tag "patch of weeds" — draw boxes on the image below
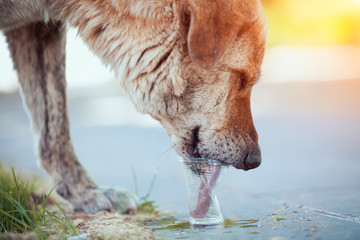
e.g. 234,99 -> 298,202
0,164 -> 78,239
131,166 -> 159,213
137,199 -> 158,213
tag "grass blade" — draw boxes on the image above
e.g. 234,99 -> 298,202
131,165 -> 139,196
41,185 -> 56,209
53,200 -> 78,235
11,168 -> 20,191
40,208 -> 63,222
144,174 -> 157,200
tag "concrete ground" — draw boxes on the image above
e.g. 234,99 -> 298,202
0,79 -> 359,240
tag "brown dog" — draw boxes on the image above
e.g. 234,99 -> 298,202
0,0 -> 267,213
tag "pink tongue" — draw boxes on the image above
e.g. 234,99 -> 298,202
190,165 -> 220,218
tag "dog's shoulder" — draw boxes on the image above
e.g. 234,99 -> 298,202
0,0 -> 47,31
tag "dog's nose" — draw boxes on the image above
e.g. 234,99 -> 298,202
243,150 -> 261,170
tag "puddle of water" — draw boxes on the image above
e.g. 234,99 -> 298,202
144,214 -> 292,239
146,216 -> 260,231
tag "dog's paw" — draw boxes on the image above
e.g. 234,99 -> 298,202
57,186 -> 138,213
68,188 -> 113,213
101,187 -> 139,214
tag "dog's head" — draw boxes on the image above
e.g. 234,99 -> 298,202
121,0 -> 267,170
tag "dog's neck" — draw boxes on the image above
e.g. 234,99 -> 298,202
49,0 -> 177,76
49,0 -> 186,117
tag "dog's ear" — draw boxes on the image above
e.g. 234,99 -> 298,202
182,1 -> 245,69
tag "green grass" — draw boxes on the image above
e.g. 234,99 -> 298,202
131,166 -> 158,213
137,199 -> 158,213
0,164 -> 78,239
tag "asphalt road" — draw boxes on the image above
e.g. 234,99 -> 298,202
1,79 -> 360,239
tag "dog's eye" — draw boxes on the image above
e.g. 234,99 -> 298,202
237,72 -> 248,91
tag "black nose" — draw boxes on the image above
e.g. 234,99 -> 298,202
244,151 -> 261,170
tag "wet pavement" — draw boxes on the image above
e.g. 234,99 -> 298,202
0,79 -> 360,239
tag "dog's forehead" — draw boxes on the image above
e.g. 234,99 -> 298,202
219,7 -> 267,73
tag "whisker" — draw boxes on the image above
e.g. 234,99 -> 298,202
157,143 -> 176,157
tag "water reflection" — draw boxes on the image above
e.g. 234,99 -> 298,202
147,216 -> 260,230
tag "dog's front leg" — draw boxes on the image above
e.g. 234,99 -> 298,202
4,22 -> 137,213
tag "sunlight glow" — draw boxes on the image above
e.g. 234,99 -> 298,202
262,0 -> 360,45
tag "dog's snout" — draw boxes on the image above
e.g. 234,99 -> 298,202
244,152 -> 261,170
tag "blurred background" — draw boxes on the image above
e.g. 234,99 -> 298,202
0,0 -> 360,238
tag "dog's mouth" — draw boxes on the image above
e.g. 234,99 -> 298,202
190,126 -> 201,158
